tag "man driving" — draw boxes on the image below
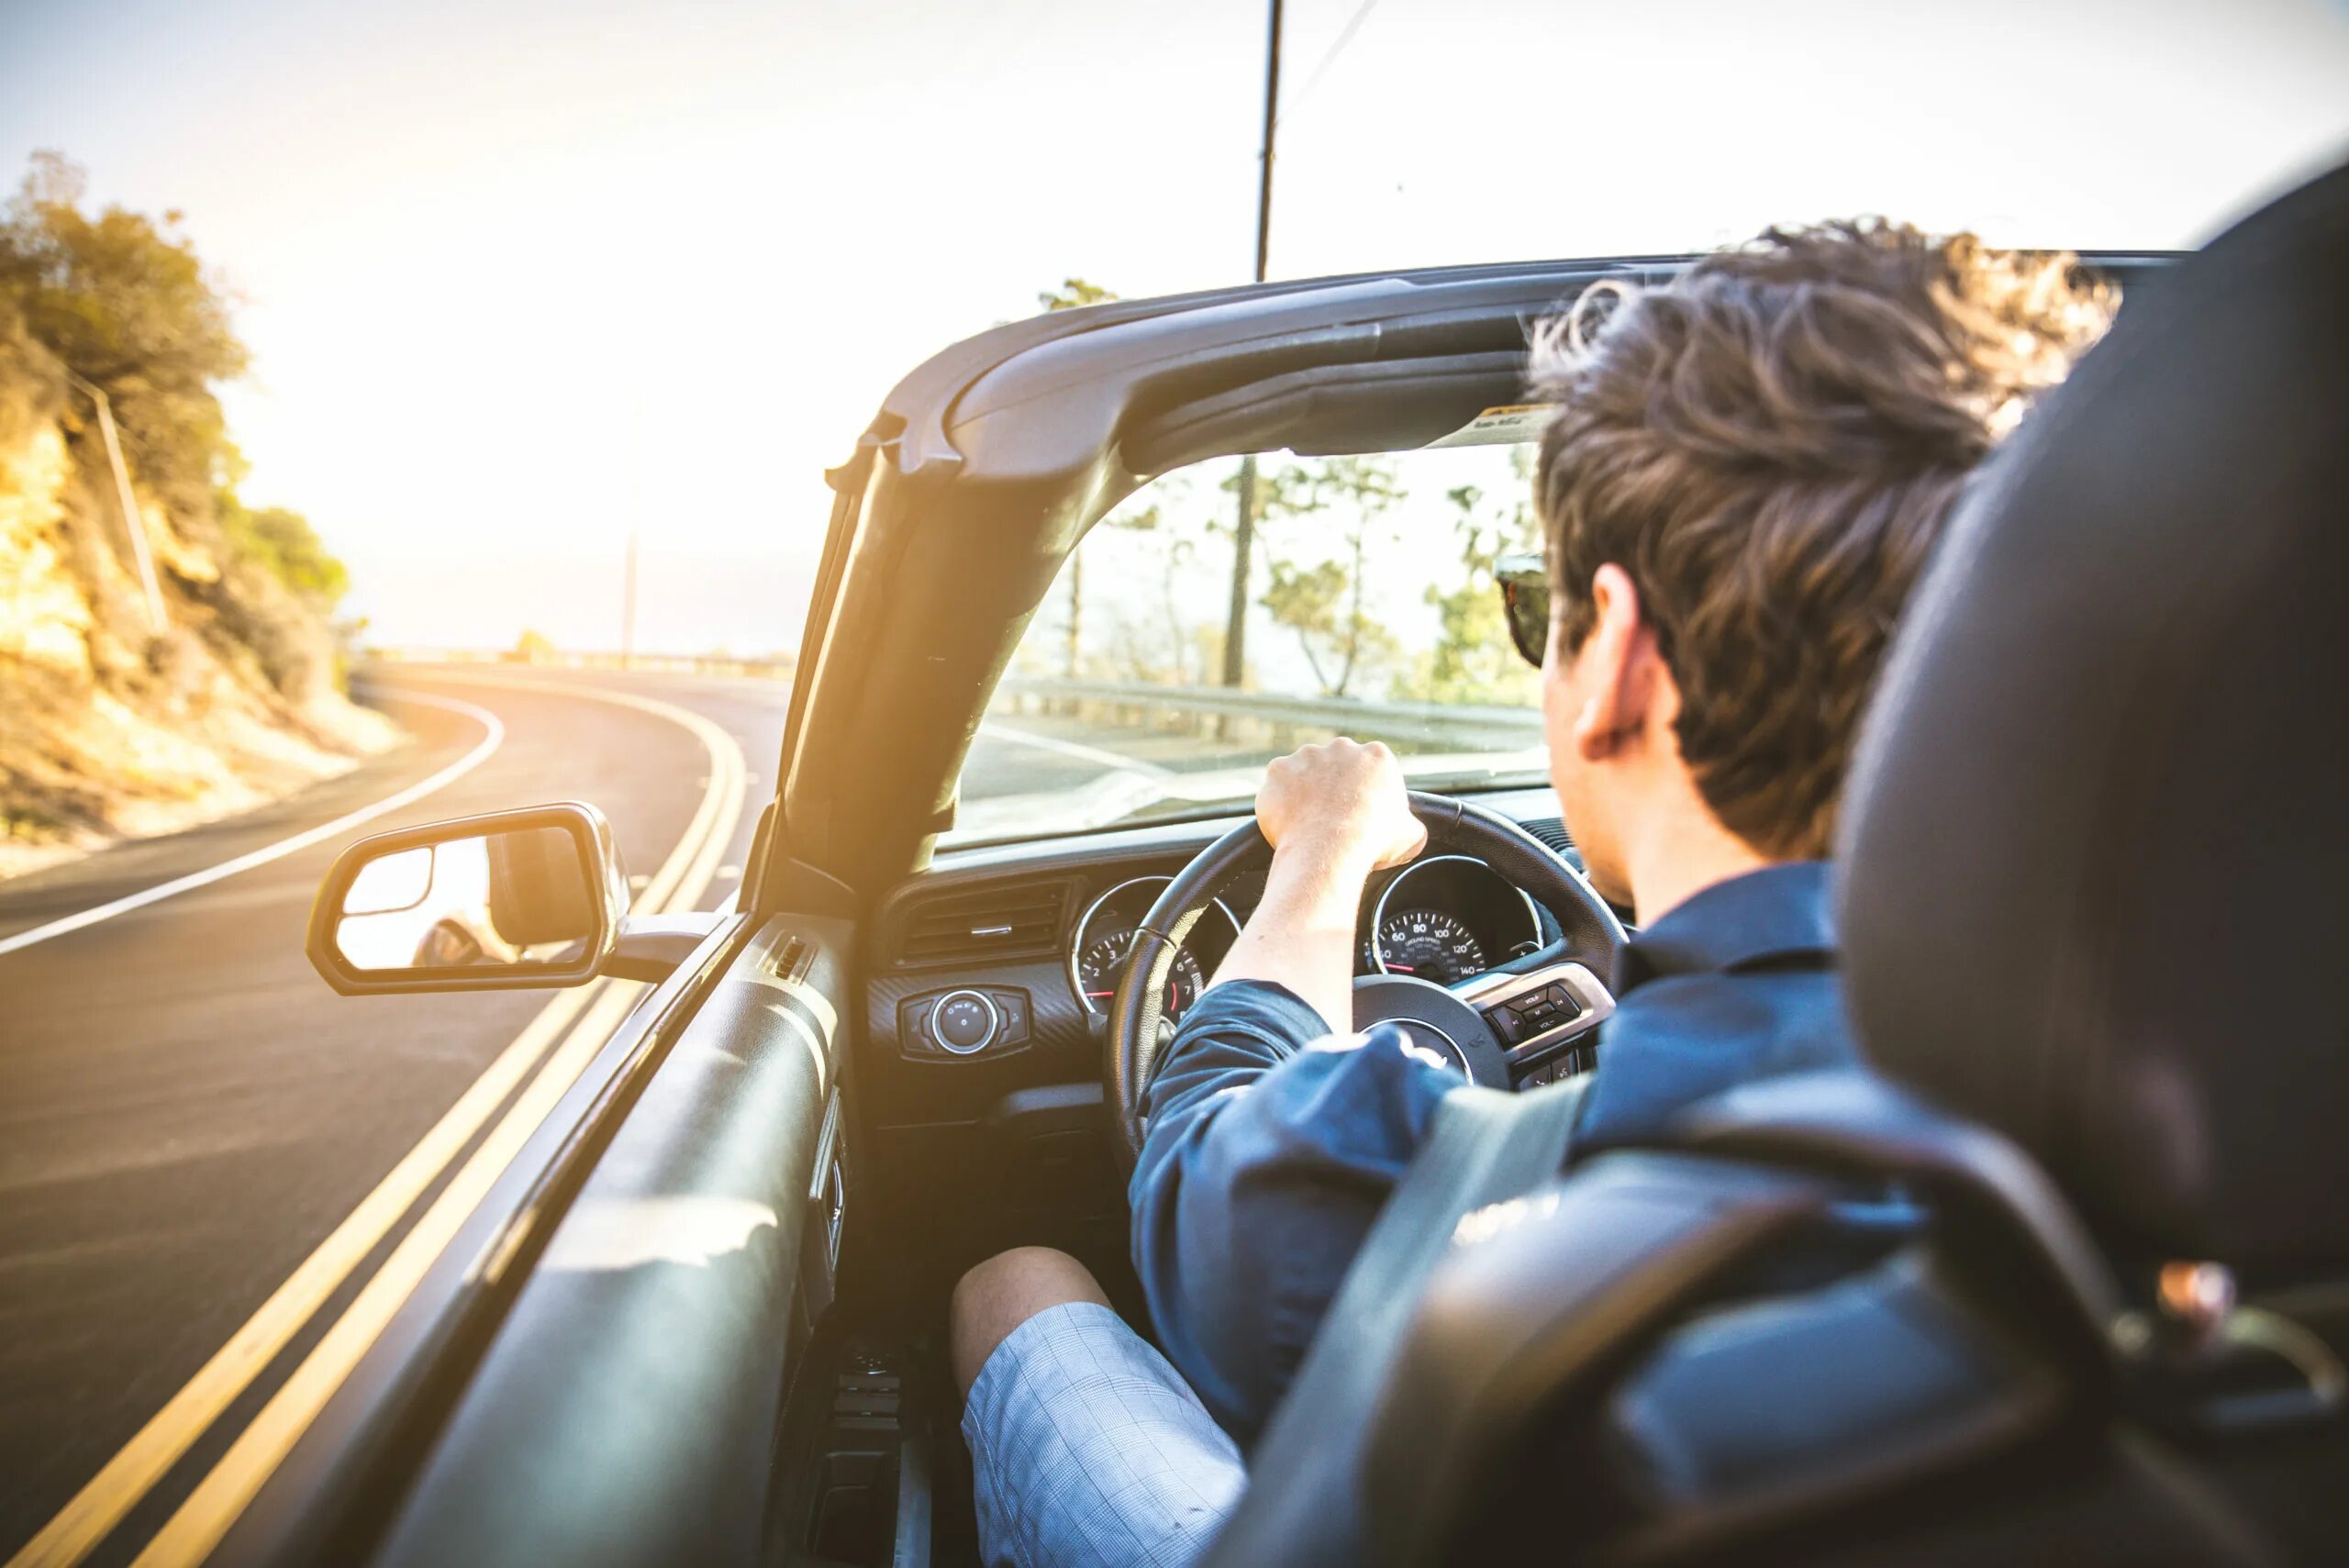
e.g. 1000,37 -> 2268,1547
950,220 -> 2114,1568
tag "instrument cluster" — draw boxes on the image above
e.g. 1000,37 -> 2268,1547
1065,856 -> 1546,1023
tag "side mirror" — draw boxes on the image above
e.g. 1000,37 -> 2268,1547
306,802 -> 629,995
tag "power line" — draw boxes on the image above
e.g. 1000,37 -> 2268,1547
1275,0 -> 1384,128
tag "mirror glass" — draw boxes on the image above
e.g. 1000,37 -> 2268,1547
330,824 -> 602,973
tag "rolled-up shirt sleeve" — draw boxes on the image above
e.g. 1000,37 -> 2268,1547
1128,979 -> 1457,1443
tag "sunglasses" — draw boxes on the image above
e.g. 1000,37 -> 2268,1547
1496,552 -> 1549,668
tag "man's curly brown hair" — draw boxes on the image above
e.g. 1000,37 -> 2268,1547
1531,219 -> 2115,860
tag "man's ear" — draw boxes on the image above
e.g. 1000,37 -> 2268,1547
1570,564 -> 1663,761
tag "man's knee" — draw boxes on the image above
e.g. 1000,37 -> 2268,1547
951,1246 -> 1110,1395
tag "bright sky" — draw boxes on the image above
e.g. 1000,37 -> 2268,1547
5,0 -> 2345,654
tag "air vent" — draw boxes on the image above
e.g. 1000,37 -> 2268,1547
764,931 -> 813,984
896,883 -> 1067,965
1524,817 -> 1575,859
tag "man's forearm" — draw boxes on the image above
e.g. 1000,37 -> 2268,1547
1208,837 -> 1375,1032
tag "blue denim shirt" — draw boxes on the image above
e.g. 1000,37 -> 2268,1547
1128,860 -> 1852,1445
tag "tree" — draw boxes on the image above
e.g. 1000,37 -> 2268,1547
0,151 -> 246,520
1154,506 -> 1201,684
0,151 -> 351,639
1041,279 -> 1113,677
1037,277 -> 1117,313
1250,456 -> 1405,697
217,491 -> 349,607
1037,278 -> 1187,682
1413,447 -> 1544,705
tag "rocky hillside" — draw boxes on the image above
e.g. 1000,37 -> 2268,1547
0,155 -> 395,880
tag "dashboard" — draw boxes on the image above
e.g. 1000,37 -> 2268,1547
860,787 -> 1589,1126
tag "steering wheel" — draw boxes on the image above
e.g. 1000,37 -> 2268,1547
1108,792 -> 1628,1172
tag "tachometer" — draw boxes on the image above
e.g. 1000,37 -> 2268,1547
1375,908 -> 1488,985
1078,929 -> 1208,1020
1069,875 -> 1240,1024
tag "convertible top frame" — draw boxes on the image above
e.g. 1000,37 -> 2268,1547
763,250 -> 2177,902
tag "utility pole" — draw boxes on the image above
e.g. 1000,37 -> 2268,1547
621,394 -> 642,665
621,528 -> 639,666
1219,0 -> 1283,692
67,373 -> 168,635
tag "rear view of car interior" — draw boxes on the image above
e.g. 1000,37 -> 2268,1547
785,161 -> 2349,1568
214,163 -> 2349,1568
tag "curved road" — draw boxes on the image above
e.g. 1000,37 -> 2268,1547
0,660 -> 1177,1566
0,668 -> 790,1567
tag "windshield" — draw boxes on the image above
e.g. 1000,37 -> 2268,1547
949,440 -> 1551,846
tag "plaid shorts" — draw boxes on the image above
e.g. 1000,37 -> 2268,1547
961,1302 -> 1246,1568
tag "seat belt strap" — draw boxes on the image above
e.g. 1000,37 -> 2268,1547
1205,1075 -> 1589,1567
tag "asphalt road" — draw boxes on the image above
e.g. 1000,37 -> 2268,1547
0,668 -> 794,1567
0,662 -> 1285,1566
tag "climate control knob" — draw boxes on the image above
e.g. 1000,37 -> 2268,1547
930,990 -> 1001,1055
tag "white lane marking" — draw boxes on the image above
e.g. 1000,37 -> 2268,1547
0,692 -> 504,962
5,675 -> 747,1568
977,720 -> 1175,778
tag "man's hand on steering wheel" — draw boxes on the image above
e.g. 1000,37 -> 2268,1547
1105,742 -> 1630,1170
1220,741 -> 1430,1029
1221,737 -> 1437,1023
1255,740 -> 1428,873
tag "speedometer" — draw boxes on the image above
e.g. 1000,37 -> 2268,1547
1078,930 -> 1208,1020
1375,909 -> 1488,985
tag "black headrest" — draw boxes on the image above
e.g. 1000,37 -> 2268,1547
1837,159 -> 2349,1280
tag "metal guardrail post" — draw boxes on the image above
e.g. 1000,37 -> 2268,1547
67,373 -> 168,635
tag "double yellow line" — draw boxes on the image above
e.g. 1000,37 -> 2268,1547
9,675 -> 750,1568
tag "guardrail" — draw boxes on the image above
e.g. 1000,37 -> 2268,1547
361,652 -> 1540,751
994,676 -> 1542,750
364,648 -> 798,681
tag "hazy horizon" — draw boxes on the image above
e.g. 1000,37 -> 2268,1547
6,0 -> 2346,655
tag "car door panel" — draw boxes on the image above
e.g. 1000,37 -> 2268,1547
215,914 -> 852,1568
